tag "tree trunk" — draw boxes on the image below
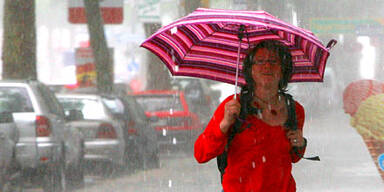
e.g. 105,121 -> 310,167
2,0 -> 36,80
184,0 -> 201,15
143,0 -> 203,90
83,0 -> 113,94
143,23 -> 171,90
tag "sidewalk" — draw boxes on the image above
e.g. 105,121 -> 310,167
293,109 -> 384,191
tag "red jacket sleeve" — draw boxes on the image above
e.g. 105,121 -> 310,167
194,95 -> 235,163
291,101 -> 306,163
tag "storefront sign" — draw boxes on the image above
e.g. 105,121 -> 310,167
69,0 -> 123,24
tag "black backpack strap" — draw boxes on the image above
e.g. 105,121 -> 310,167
284,93 -> 320,161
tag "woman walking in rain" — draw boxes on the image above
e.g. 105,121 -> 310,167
194,40 -> 307,192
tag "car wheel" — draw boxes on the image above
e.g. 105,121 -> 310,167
43,146 -> 66,192
66,142 -> 85,189
148,150 -> 160,169
65,164 -> 84,190
126,144 -> 145,170
100,162 -> 122,178
1,167 -> 23,192
6,174 -> 23,192
43,160 -> 66,192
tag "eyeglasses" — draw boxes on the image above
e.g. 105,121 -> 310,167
253,59 -> 280,66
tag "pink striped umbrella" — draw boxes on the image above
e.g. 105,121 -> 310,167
141,8 -> 336,87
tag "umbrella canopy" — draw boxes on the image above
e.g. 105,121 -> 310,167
141,8 -> 336,85
343,79 -> 384,116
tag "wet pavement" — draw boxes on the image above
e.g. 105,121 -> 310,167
74,150 -> 220,192
25,108 -> 384,192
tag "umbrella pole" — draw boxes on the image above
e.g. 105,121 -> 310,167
234,41 -> 241,99
234,25 -> 245,99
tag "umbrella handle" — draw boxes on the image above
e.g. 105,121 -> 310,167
234,43 -> 241,99
326,39 -> 337,50
234,25 -> 245,99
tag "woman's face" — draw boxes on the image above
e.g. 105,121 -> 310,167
251,48 -> 282,89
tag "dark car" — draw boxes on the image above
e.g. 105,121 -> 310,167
101,95 -> 160,169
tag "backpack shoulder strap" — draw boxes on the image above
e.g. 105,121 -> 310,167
283,93 -> 320,161
284,93 -> 297,131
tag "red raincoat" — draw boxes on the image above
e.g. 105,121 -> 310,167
194,95 -> 306,192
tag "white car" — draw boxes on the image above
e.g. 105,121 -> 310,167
0,80 -> 84,191
0,111 -> 21,191
56,93 -> 126,175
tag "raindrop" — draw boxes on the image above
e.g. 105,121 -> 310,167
258,111 -> 263,119
172,54 -> 176,63
168,180 -> 172,188
262,156 -> 266,163
170,108 -> 174,114
268,104 -> 271,110
163,129 -> 167,136
143,173 -> 147,181
171,49 -> 176,63
174,65 -> 179,72
253,139 -> 257,143
252,161 -> 256,168
239,177 -> 243,183
171,26 -> 178,34
172,137 -> 177,144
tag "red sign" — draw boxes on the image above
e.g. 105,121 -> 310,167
75,48 -> 97,87
68,0 -> 123,24
75,47 -> 114,87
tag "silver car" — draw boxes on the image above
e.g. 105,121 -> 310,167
56,93 -> 126,175
0,80 -> 84,191
0,111 -> 21,191
102,95 -> 160,170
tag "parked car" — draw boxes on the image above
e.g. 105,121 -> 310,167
171,78 -> 221,127
0,111 -> 21,192
131,90 -> 203,151
0,80 -> 84,191
101,95 -> 160,169
56,93 -> 126,175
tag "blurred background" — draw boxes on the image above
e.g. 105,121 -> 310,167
0,0 -> 384,191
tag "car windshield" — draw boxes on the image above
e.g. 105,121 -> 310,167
135,94 -> 184,112
122,96 -> 147,120
0,87 -> 33,113
57,97 -> 107,120
102,97 -> 125,115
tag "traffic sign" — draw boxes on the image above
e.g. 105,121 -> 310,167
136,0 -> 161,23
309,18 -> 384,35
68,0 -> 123,24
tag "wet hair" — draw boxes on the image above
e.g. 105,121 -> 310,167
242,40 -> 293,93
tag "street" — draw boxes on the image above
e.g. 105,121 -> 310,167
25,108 -> 384,192
75,150 -> 221,192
